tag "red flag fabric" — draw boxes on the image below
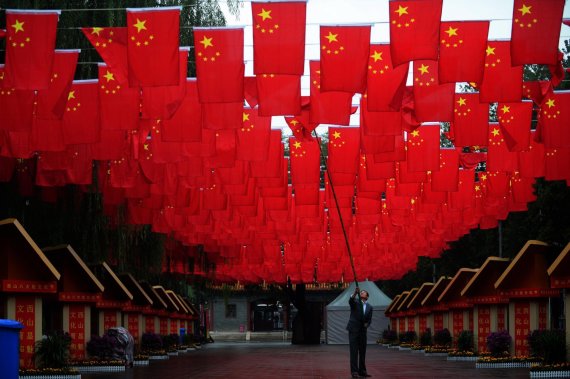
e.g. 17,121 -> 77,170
518,131 -> 545,178
438,21 -> 489,84
81,27 -> 129,83
366,44 -> 409,112
35,50 -> 78,120
91,129 -> 129,160
251,1 -> 306,75
536,91 -> 570,148
0,66 -> 35,132
126,7 -> 180,87
510,0 -> 565,65
450,92 -> 489,147
497,101 -> 532,152
413,60 -> 454,122
4,10 -> 59,90
256,74 -> 301,116
327,127 -> 360,182
389,0 -> 442,67
361,96 -> 403,136
479,41 -> 523,103
62,80 -> 100,145
308,61 -> 353,125
544,147 -> 570,181
236,108 -> 272,162
285,107 -> 316,141
431,148 -> 459,192
194,27 -> 244,103
373,134 -> 406,163
98,63 -> 140,131
289,137 -> 321,185
30,118 -> 65,152
487,123 -> 519,172
319,25 -> 370,93
161,79 -> 202,142
202,102 -> 243,130
406,124 -> 441,172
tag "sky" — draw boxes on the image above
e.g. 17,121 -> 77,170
218,0 -> 570,129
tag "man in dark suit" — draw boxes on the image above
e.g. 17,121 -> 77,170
347,287 -> 373,378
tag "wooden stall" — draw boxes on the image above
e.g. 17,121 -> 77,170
495,240 -> 559,356
401,288 -> 419,334
90,262 -> 133,335
461,257 -> 510,352
392,291 -> 410,337
0,218 -> 61,368
385,294 -> 401,332
407,282 -> 434,337
547,242 -> 570,361
118,273 -> 153,345
43,245 -> 104,359
420,276 -> 452,333
139,281 -> 168,334
438,268 -> 478,344
152,285 -> 180,335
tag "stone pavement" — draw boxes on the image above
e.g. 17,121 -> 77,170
83,342 -> 530,379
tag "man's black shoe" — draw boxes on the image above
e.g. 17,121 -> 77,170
351,373 -> 360,378
359,373 -> 371,377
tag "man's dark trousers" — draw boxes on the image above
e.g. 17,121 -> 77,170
349,328 -> 367,374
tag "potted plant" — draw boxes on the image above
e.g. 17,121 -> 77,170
398,331 -> 417,348
528,329 -> 568,377
486,330 -> 511,358
141,333 -> 167,359
425,329 -> 451,355
20,331 -> 79,378
447,331 -> 476,361
378,329 -> 398,346
419,328 -> 432,348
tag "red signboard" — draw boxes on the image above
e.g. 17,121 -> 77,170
103,310 -> 117,332
15,296 -> 35,368
59,292 -> 101,302
477,305 -> 491,353
501,288 -> 559,298
434,313 -> 443,332
514,302 -> 530,356
160,317 -> 168,335
497,305 -> 506,331
538,301 -> 547,330
128,314 -> 139,341
551,277 -> 570,288
3,279 -> 57,293
69,304 -> 85,359
145,315 -> 155,333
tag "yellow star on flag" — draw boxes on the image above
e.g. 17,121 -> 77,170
293,141 -> 302,149
410,130 -> 420,138
491,128 -> 500,137
486,46 -> 496,56
457,97 -> 467,106
325,32 -> 338,43
370,51 -> 383,62
333,131 -> 341,139
258,8 -> 272,21
91,27 -> 103,36
418,64 -> 429,75
200,36 -> 213,49
501,105 -> 510,114
545,98 -> 555,108
68,91 -> 76,100
445,26 -> 458,37
133,18 -> 147,33
103,71 -> 115,82
242,112 -> 250,122
11,19 -> 25,33
395,5 -> 409,17
518,4 -> 532,16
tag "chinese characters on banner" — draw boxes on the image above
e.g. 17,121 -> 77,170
390,318 -> 397,331
69,304 -> 85,359
15,296 -> 35,368
514,302 -> 530,356
103,310 -> 117,332
170,319 -> 179,335
477,305 -> 491,353
434,313 -> 444,331
538,302 -> 547,330
407,316 -> 414,332
452,311 -> 464,345
419,315 -> 427,333
399,318 -> 406,334
145,315 -> 155,333
497,306 -> 506,330
159,317 -> 168,335
128,314 -> 139,342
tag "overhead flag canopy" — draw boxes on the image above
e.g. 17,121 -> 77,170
0,1 -> 569,284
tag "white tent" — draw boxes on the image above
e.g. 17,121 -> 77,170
326,280 -> 392,344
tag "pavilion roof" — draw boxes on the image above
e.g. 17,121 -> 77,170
90,262 -> 133,301
153,285 -> 180,312
118,273 -> 153,307
43,244 -> 104,293
407,282 -> 435,310
421,276 -> 452,307
400,287 -> 419,311
385,294 -> 401,314
461,257 -> 510,297
547,242 -> 570,288
438,268 -> 478,303
139,281 -> 168,310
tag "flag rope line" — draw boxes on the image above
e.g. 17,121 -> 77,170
312,129 -> 359,287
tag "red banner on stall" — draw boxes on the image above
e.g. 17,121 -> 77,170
514,302 -> 530,356
477,305 -> 490,353
419,315 -> 427,333
407,316 -> 414,332
16,296 -> 35,368
539,302 -> 547,330
160,317 -> 168,335
497,305 -> 506,331
145,315 -> 155,333
434,313 -> 443,331
103,310 -> 117,332
128,314 -> 140,341
69,304 -> 85,359
452,311 -> 464,345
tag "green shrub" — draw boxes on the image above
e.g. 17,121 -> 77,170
419,328 -> 432,346
433,328 -> 452,347
528,329 -> 567,364
33,331 -> 71,369
399,331 -> 417,344
456,330 -> 474,352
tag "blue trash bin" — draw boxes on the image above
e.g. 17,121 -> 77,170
179,328 -> 186,345
0,319 -> 24,379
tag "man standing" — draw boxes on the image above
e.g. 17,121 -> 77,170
347,287 -> 373,378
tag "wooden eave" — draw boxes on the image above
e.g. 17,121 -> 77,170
140,281 -> 168,309
408,282 -> 434,310
153,285 -> 179,312
0,218 -> 60,282
547,242 -> 570,277
92,262 -> 133,301
43,245 -> 104,293
181,297 -> 198,316
495,240 -> 553,290
166,290 -> 188,314
394,291 -> 411,312
118,273 -> 153,306
401,288 -> 419,311
421,276 -> 452,307
461,257 -> 510,297
438,268 -> 478,303
385,294 -> 401,314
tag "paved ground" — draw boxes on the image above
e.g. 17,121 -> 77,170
83,342 -> 530,379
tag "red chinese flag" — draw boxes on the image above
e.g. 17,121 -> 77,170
510,0 -> 565,65
98,64 -> 140,131
30,118 -> 65,152
479,41 -> 523,103
451,92 -> 489,147
194,27 -> 244,103
487,123 -> 519,172
35,50 -> 78,120
389,0 -> 442,67
285,107 -> 317,141
438,21 -> 489,84
202,102 -> 243,130
327,127 -> 360,177
366,44 -> 409,112
360,127 -> 396,155
413,60 -> 454,122
82,27 -> 129,84
536,91 -> 570,149
127,7 -> 180,87
309,61 -> 353,125
251,1 -> 306,75
4,10 -> 59,90
431,148 -> 459,192
320,25 -> 370,93
545,147 -> 570,181
237,108 -> 272,162
497,101 -> 532,152
256,74 -> 301,116
161,79 -> 202,142
373,134 -> 406,163
360,97 -> 403,136
91,129 -> 129,161
62,80 -> 100,145
518,131 -> 545,178
0,66 -> 35,132
289,137 -> 321,185
406,124 -> 441,172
